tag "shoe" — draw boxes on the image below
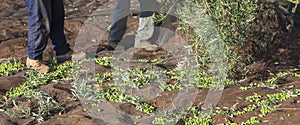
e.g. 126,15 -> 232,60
134,41 -> 159,51
26,58 -> 50,73
108,42 -> 119,49
108,41 -> 127,51
56,50 -> 86,63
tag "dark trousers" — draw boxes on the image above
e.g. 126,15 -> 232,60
25,0 -> 70,60
293,4 -> 300,27
108,0 -> 157,42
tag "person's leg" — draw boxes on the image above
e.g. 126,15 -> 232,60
293,4 -> 300,27
25,0 -> 51,60
50,0 -> 71,55
25,0 -> 51,73
108,0 -> 130,42
139,0 -> 156,18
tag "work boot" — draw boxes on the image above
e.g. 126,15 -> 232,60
26,58 -> 50,73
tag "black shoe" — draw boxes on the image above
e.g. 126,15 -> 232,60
56,50 -> 86,63
108,42 -> 119,50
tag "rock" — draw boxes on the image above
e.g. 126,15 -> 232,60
0,112 -> 34,125
0,118 -> 13,125
244,62 -> 266,75
0,75 -> 26,93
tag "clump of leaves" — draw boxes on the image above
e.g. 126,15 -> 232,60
95,57 -> 112,67
182,106 -> 212,125
241,117 -> 260,125
111,68 -> 157,89
240,71 -> 293,90
217,89 -> 300,124
153,112 -> 182,125
71,76 -> 155,114
153,106 -> 212,125
3,91 -> 62,124
6,61 -> 76,98
0,58 -> 24,76
175,0 -> 295,78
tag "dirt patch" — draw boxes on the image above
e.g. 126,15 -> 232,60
0,75 -> 26,96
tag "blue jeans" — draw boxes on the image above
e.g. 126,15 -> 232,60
25,0 -> 70,60
108,0 -> 157,42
